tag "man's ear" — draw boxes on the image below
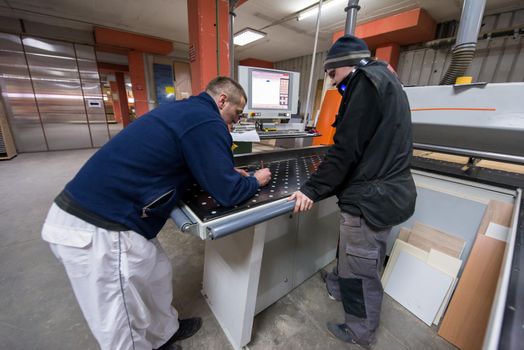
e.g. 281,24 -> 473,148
217,93 -> 227,109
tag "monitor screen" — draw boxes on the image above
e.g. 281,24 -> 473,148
251,70 -> 290,110
238,66 -> 300,119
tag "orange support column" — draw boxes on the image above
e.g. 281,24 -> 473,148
376,43 -> 400,71
128,51 -> 149,118
115,72 -> 130,127
187,0 -> 230,94
109,81 -> 123,124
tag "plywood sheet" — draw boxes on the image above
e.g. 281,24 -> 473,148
434,278 -> 458,326
477,160 -> 524,174
412,150 -> 469,164
408,222 -> 465,258
411,151 -> 524,174
427,249 -> 462,325
485,222 -> 509,242
382,239 -> 428,287
427,249 -> 462,277
398,227 -> 411,242
476,200 -> 513,237
438,234 -> 506,350
385,251 -> 453,326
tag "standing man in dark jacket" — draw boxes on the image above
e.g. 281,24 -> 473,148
290,35 -> 416,347
41,77 -> 271,350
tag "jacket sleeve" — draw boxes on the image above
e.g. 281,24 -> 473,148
301,74 -> 382,201
180,121 -> 259,207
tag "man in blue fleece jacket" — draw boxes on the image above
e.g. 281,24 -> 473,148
41,77 -> 271,350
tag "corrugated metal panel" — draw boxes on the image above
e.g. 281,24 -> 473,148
0,94 -> 17,159
274,51 -> 327,115
76,44 -> 110,147
23,37 -> 93,150
397,9 -> 524,86
0,32 -> 111,152
0,33 -> 48,152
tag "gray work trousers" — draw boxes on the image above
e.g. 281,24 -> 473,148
326,212 -> 390,344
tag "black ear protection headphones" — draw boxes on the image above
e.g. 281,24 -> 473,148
336,58 -> 373,95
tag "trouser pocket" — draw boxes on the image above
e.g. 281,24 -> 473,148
339,246 -> 379,318
344,246 -> 379,279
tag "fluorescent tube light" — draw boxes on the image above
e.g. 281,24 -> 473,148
233,28 -> 266,46
298,0 -> 346,21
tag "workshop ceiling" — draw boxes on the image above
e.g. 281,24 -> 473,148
0,0 -> 521,62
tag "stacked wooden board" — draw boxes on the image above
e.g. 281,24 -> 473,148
382,200 -> 513,349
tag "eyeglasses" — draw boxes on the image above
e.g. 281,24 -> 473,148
327,69 -> 336,79
234,109 -> 245,123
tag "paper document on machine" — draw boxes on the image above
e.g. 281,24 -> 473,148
231,129 -> 261,142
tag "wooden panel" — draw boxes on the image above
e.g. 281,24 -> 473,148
408,222 -> 465,258
427,249 -> 462,277
398,227 -> 411,242
476,200 -> 513,238
412,151 -> 524,174
427,249 -> 463,325
385,251 -> 453,326
438,234 -> 506,350
382,239 -> 428,287
477,160 -> 524,174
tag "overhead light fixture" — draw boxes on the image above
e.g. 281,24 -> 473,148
233,28 -> 266,46
297,0 -> 346,21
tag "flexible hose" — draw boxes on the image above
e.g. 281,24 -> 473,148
439,42 -> 476,85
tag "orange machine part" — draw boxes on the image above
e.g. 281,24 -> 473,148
312,89 -> 342,146
332,8 -> 436,50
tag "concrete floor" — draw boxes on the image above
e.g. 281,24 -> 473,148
0,148 -> 457,350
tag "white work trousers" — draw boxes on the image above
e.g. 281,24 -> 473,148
42,204 -> 179,350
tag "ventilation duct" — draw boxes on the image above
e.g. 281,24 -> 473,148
439,0 -> 486,85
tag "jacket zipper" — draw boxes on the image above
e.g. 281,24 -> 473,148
141,189 -> 175,218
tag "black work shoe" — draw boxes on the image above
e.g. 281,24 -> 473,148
326,321 -> 374,349
155,318 -> 202,350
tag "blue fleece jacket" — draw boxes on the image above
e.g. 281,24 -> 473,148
64,92 -> 259,239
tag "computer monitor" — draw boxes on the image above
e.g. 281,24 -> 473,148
238,66 -> 300,119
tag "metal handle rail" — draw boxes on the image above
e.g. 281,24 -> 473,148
207,200 -> 296,239
170,206 -> 195,232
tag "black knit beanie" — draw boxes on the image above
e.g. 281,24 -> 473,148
324,34 -> 371,70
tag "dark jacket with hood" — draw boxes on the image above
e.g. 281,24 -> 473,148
301,61 -> 416,228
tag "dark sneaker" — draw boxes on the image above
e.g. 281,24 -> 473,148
326,321 -> 374,349
327,290 -> 337,301
320,269 -> 328,283
155,318 -> 202,350
320,269 -> 340,301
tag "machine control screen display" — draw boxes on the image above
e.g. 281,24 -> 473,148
251,70 -> 289,110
